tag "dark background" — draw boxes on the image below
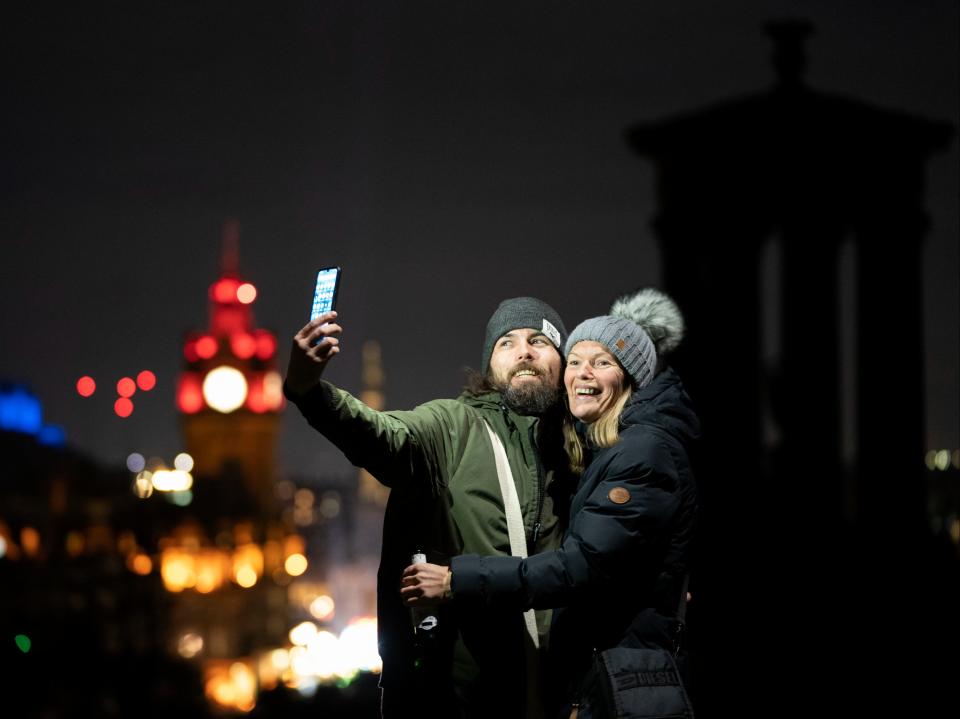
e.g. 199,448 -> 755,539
1,1 -> 957,716
1,0 -> 955,478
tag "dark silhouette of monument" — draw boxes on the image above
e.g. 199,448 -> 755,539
626,20 -> 956,716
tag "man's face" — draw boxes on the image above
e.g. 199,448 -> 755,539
488,328 -> 563,415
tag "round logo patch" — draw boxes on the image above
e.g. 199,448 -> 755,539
608,487 -> 630,504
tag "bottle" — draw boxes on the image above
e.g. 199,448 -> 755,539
410,551 -> 439,659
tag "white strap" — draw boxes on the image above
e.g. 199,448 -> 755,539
483,420 -> 540,649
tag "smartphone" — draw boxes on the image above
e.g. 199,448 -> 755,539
310,266 -> 341,322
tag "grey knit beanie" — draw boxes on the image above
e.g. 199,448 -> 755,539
481,297 -> 568,371
564,288 -> 685,389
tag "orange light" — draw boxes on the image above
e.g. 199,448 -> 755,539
263,371 -> 283,410
117,377 -> 137,398
231,332 -> 256,360
137,370 -> 156,391
177,373 -> 204,414
114,397 -> 134,418
254,331 -> 276,360
195,335 -> 218,359
284,553 -> 308,577
76,376 -> 96,397
128,553 -> 153,575
20,527 -> 41,557
237,283 -> 257,304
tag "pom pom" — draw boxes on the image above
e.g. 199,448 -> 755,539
610,288 -> 685,355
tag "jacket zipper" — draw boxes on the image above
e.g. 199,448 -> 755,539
528,424 -> 545,549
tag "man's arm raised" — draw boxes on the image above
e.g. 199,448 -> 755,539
285,311 -> 342,397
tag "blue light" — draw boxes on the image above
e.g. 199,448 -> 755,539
0,384 -> 65,446
37,424 -> 66,447
0,385 -> 42,435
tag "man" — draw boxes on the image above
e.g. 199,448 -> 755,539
284,297 -> 574,718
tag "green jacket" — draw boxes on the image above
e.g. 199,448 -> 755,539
286,379 -> 572,713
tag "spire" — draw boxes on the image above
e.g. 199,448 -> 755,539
221,219 -> 241,276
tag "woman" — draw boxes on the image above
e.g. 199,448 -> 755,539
401,288 -> 699,717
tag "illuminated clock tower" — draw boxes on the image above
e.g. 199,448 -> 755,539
176,221 -> 283,510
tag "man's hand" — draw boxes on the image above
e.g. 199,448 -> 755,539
285,312 -> 343,396
400,563 -> 452,607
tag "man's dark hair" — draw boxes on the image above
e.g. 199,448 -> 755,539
461,367 -> 497,397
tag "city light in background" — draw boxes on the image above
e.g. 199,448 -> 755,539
0,247 -> 383,715
74,368 -> 159,418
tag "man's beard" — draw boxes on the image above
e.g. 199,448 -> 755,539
493,364 -> 562,416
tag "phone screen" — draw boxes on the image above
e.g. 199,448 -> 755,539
310,267 -> 341,321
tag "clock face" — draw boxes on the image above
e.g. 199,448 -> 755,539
202,366 -> 248,413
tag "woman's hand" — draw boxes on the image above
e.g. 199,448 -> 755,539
285,312 -> 342,396
400,563 -> 452,607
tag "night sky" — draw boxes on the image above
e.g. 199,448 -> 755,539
2,0 -> 957,480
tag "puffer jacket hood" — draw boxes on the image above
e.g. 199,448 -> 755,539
620,366 -> 700,451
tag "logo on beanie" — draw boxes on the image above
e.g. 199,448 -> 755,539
616,338 -> 626,350
541,319 -> 561,348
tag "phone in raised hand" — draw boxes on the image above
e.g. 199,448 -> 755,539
310,266 -> 341,322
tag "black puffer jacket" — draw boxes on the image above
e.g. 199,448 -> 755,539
451,367 -> 699,705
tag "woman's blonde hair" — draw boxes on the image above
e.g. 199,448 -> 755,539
563,380 -> 633,475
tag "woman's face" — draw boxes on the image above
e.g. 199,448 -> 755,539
564,340 -> 626,423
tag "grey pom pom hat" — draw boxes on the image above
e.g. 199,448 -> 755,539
481,297 -> 567,371
564,288 -> 685,389
565,315 -> 657,389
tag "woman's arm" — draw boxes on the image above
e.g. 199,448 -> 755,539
401,462 -> 681,610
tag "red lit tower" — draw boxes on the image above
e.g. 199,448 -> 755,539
176,221 -> 283,509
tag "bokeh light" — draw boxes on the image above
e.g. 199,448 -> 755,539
117,377 -> 136,398
202,366 -> 247,413
133,471 -> 154,498
183,338 -> 200,363
37,425 -> 65,447
114,397 -> 134,418
167,490 -> 193,506
126,453 -> 145,472
76,376 -> 96,397
152,470 -> 193,492
21,527 -> 40,557
230,332 -> 256,359
177,373 -> 204,414
178,633 -> 204,659
935,449 -> 950,471
340,618 -> 382,673
319,492 -> 341,519
264,371 -> 283,409
285,553 -> 308,577
237,283 -> 257,304
136,370 -> 156,391
128,553 -> 153,575
309,594 -> 335,621
235,566 -> 258,588
195,335 -> 218,360
254,331 -> 277,360
290,621 -> 319,647
211,278 -> 241,303
15,635 -> 32,654
174,452 -> 194,472
247,377 -> 268,413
